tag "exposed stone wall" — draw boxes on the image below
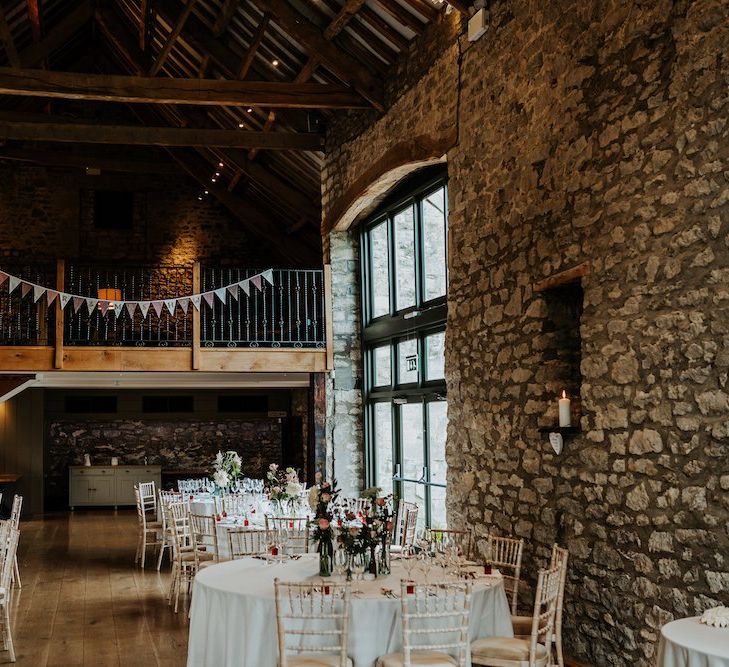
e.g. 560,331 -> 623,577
46,418 -> 283,508
324,1 -> 729,664
0,162 -> 262,265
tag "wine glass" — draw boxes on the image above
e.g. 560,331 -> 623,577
402,545 -> 418,582
333,548 -> 348,579
350,552 -> 366,593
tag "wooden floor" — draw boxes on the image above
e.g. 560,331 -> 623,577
6,510 -> 188,666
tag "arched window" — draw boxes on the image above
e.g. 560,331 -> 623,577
360,168 -> 448,528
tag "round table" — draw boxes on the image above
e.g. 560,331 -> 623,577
657,618 -> 729,667
187,554 -> 513,667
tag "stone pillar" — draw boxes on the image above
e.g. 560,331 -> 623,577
326,230 -> 363,496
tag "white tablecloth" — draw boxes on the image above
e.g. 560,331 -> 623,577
187,555 -> 513,667
658,618 -> 729,667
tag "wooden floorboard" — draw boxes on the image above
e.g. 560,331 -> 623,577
6,510 -> 187,667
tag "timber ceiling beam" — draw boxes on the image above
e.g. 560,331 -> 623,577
213,0 -> 239,37
26,0 -> 42,43
0,118 -> 323,149
149,0 -> 197,76
247,0 -> 384,110
0,8 -> 20,67
323,0 -> 367,40
0,67 -> 371,109
237,12 -> 269,79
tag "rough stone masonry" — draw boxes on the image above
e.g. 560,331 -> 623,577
323,0 -> 729,664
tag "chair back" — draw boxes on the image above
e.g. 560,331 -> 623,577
430,528 -> 473,560
274,579 -> 351,667
189,513 -> 219,562
165,502 -> 191,558
221,493 -> 247,516
393,500 -> 418,548
266,516 -> 310,554
0,524 -> 19,591
9,495 -> 22,528
227,528 -> 268,559
527,566 -> 561,661
399,580 -> 472,666
551,544 -> 569,650
138,481 -> 157,518
485,535 -> 523,614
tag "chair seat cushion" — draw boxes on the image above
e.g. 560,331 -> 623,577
286,655 -> 352,667
145,521 -> 163,528
511,614 -> 532,636
376,651 -> 458,667
471,637 -> 548,665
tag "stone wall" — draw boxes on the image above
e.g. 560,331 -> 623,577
324,1 -> 729,664
0,162 -> 261,265
46,418 -> 283,508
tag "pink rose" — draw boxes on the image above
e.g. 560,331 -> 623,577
318,518 -> 330,530
321,493 -> 331,502
376,498 -> 385,507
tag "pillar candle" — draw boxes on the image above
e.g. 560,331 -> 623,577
558,390 -> 571,427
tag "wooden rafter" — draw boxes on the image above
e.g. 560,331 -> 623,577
0,7 -> 20,67
402,0 -> 440,22
443,0 -> 473,15
0,67 -> 371,109
149,0 -> 197,76
0,118 -> 323,149
26,0 -> 42,43
323,0 -> 367,40
237,12 -> 269,79
374,0 -> 425,32
248,0 -> 383,110
213,0 -> 239,37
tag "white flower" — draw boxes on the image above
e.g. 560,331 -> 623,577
701,607 -> 729,628
269,463 -> 279,471
232,453 -> 242,467
215,451 -> 224,465
213,470 -> 230,488
286,481 -> 302,498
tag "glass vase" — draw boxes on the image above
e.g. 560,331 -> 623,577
378,538 -> 391,576
319,539 -> 333,577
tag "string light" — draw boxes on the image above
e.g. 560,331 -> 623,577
214,172 -> 220,177
247,107 -> 253,113
238,122 -> 245,128
272,59 -> 279,67
218,162 -> 224,168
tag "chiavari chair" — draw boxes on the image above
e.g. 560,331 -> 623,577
484,535 -> 523,615
134,486 -> 163,569
274,579 -> 352,667
189,513 -> 219,567
166,501 -> 197,613
391,500 -> 418,552
138,481 -> 158,518
0,523 -> 19,662
221,493 -> 247,516
471,566 -> 561,667
376,580 -> 472,667
265,516 -> 310,554
227,528 -> 268,560
156,489 -> 183,570
511,545 -> 569,666
8,496 -> 21,588
430,528 -> 474,561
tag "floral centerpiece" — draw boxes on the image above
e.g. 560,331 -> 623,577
265,463 -> 303,514
310,476 -> 338,576
212,450 -> 242,492
360,487 -> 394,576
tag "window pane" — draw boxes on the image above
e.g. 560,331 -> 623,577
374,403 -> 393,496
427,401 -> 447,485
397,338 -> 418,385
430,485 -> 447,529
401,402 -> 426,530
422,187 -> 447,301
425,331 -> 445,381
403,483 -> 427,532
394,206 -> 416,310
369,222 -> 390,318
373,345 -> 391,387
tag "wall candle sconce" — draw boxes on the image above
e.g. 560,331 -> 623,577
558,390 -> 571,427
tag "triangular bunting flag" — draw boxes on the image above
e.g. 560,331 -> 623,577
226,284 -> 240,300
139,302 -> 150,319
33,284 -> 46,302
98,301 -> 110,316
126,302 -> 137,318
238,279 -> 250,296
178,298 -> 190,314
21,282 -> 32,298
250,275 -> 262,291
190,294 -> 202,311
214,287 -> 227,304
85,297 -> 98,313
8,276 -> 20,294
262,269 -> 274,285
0,272 -> 8,287
60,293 -> 72,310
202,292 -> 215,308
164,299 -> 177,315
151,301 -> 164,318
46,290 -> 59,306
73,296 -> 84,313
115,303 -> 126,318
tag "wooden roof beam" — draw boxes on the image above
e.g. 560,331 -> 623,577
324,0 -> 367,40
149,0 -> 197,76
0,118 -> 323,150
26,0 -> 42,43
237,12 -> 269,79
248,0 -> 383,111
0,67 -> 371,109
213,0 -> 239,37
374,0 -> 425,32
0,8 -> 20,67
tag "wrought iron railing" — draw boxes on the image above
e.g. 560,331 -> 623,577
0,262 -> 56,345
64,264 -> 194,347
201,268 -> 325,348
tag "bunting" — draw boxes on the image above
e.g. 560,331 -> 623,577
0,268 -> 277,321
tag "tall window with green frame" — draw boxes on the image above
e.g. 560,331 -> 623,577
360,172 -> 448,528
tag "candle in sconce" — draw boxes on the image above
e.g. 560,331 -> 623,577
558,390 -> 571,427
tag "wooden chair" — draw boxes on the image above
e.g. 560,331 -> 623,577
511,545 -> 569,666
227,528 -> 268,559
8,496 -> 21,588
138,481 -> 158,519
484,535 -> 523,614
134,486 -> 163,569
265,516 -> 310,554
166,502 -> 197,613
156,489 -> 183,570
430,528 -> 473,560
376,581 -> 472,667
221,493 -> 247,516
391,500 -> 418,552
0,523 -> 19,662
274,579 -> 352,667
471,566 -> 561,667
189,513 -> 219,567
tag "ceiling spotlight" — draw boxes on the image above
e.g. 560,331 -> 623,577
214,172 -> 220,177
272,59 -> 279,67
247,107 -> 253,113
211,177 -> 217,183
204,190 -> 209,195
238,122 -> 245,128
218,162 -> 224,168
198,195 -> 203,201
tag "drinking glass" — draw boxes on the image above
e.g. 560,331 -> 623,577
333,548 -> 348,578
351,552 -> 366,593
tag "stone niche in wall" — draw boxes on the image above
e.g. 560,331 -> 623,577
45,418 -> 283,509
